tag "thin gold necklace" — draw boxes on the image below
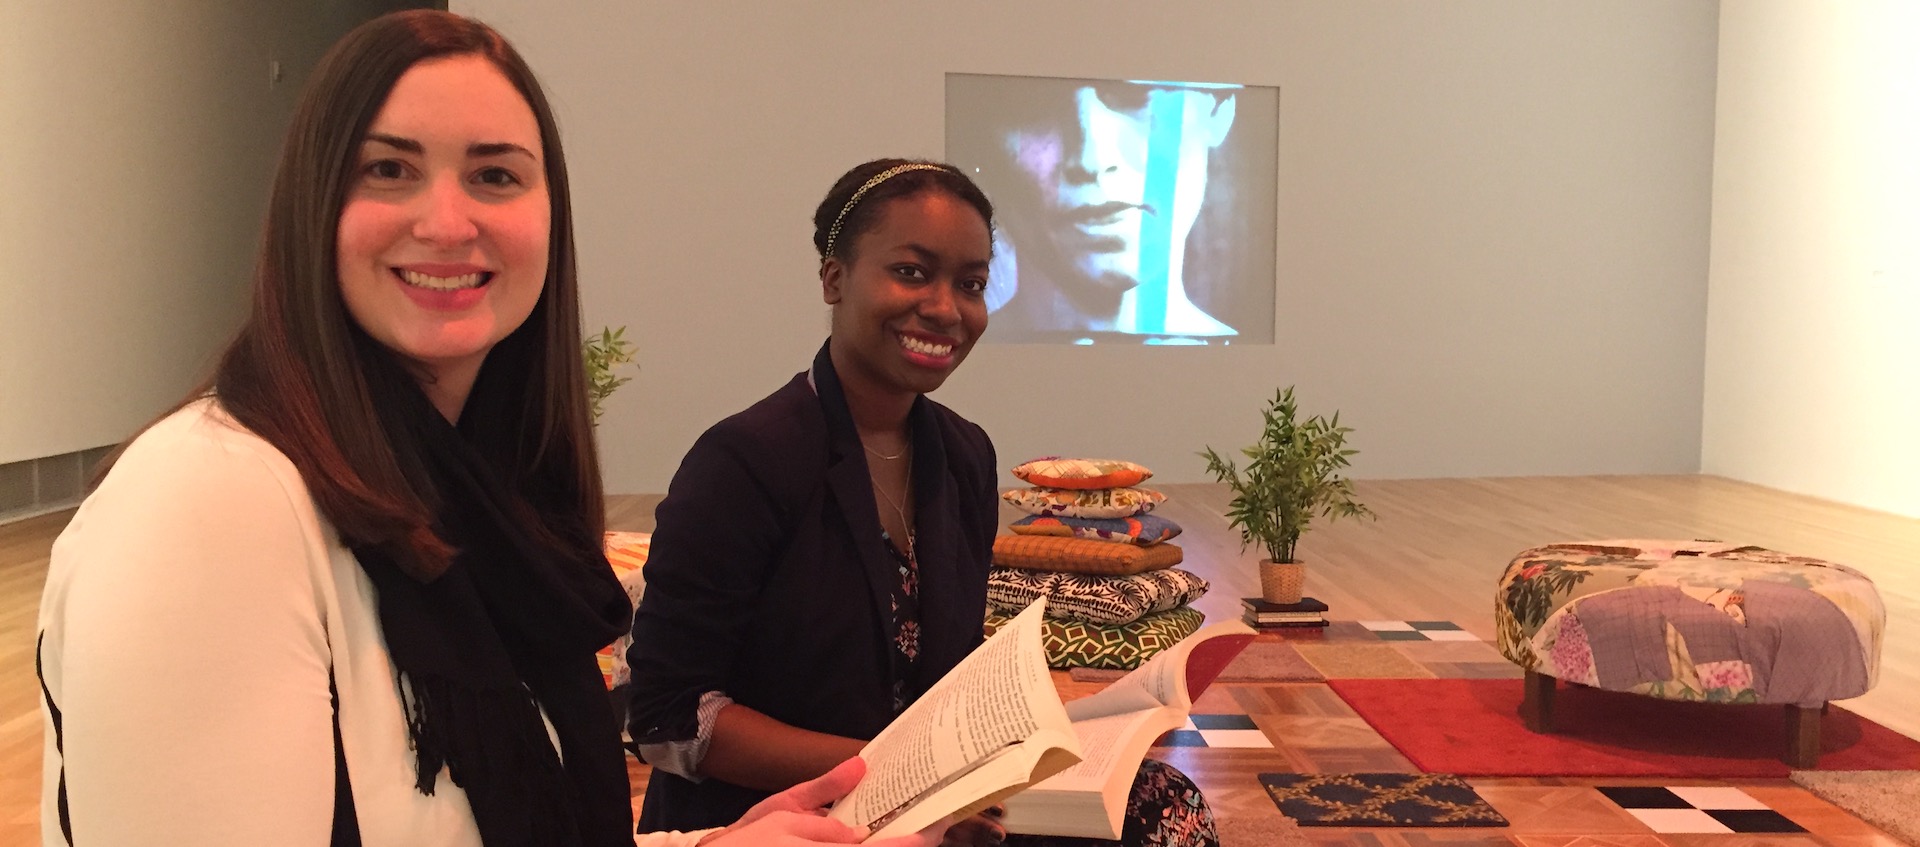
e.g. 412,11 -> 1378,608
863,441 -> 907,461
870,448 -> 915,563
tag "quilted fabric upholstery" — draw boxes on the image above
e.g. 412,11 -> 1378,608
1496,539 -> 1885,705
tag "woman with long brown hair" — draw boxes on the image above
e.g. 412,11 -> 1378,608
34,12 -> 938,847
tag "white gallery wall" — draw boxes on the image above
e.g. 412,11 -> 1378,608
1703,1 -> 1920,519
0,0 -> 426,465
455,0 -> 1721,493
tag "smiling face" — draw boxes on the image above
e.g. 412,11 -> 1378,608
822,190 -> 993,398
335,53 -> 549,392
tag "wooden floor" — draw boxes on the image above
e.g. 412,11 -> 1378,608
8,475 -> 1919,844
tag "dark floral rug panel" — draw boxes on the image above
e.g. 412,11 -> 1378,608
1257,772 -> 1508,827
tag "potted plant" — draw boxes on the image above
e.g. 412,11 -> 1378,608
583,325 -> 638,424
1200,387 -> 1373,604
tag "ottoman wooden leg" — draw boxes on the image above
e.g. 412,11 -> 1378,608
1785,703 -> 1823,768
1522,670 -> 1555,733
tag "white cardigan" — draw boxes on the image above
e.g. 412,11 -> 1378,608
36,400 -> 709,847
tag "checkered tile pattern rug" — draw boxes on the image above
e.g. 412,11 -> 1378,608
1596,786 -> 1807,834
1358,620 -> 1481,641
1157,714 -> 1274,748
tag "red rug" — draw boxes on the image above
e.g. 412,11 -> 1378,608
1328,678 -> 1920,778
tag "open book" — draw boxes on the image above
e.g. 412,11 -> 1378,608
826,600 -> 1254,841
999,618 -> 1255,839
826,600 -> 1081,839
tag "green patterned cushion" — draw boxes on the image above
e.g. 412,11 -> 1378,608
983,605 -> 1205,670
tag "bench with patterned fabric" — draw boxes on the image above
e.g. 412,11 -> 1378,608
1495,539 -> 1885,767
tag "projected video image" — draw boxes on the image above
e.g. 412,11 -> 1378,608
947,73 -> 1278,344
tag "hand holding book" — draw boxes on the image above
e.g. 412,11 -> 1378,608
827,600 -> 1253,842
700,757 -> 953,846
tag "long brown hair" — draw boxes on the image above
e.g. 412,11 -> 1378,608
203,10 -> 599,577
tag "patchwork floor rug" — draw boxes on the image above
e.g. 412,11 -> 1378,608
1293,643 -> 1434,679
1789,770 -> 1920,845
1216,642 -> 1325,682
1330,678 -> 1920,778
1596,786 -> 1806,834
1213,813 -> 1312,847
1356,620 -> 1482,641
1067,667 -> 1129,683
1158,714 -> 1274,749
1257,772 -> 1508,827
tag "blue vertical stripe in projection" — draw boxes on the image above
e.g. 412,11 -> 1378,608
1134,92 -> 1184,335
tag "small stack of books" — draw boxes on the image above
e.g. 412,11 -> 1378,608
1241,596 -> 1329,628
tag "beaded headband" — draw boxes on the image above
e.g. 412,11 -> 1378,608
822,163 -> 951,258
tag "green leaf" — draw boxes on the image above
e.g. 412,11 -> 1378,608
583,324 -> 640,424
1201,386 -> 1373,563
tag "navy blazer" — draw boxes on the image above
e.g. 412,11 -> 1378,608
628,343 -> 998,832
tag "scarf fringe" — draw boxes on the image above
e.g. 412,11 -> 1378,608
399,671 -> 582,843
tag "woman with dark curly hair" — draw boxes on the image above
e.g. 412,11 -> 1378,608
629,158 -> 1219,847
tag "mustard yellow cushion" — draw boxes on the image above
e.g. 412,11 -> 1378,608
992,535 -> 1183,575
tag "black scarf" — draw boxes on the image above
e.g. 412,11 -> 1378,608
350,378 -> 634,846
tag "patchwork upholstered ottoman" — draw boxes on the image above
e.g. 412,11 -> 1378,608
1495,540 -> 1885,767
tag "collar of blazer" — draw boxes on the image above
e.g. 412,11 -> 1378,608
807,340 -> 966,692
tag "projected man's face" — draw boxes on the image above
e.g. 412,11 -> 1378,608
1003,83 -> 1235,300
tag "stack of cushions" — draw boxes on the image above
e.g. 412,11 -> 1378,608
987,458 -> 1209,670
599,531 -> 651,690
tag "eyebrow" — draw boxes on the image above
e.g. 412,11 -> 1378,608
469,141 -> 538,161
363,133 -> 538,162
365,133 -> 423,154
903,243 -> 991,273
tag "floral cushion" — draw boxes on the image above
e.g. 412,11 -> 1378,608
1495,539 -> 1885,705
992,534 -> 1183,576
1011,457 -> 1153,490
987,566 -> 1208,625
1009,513 -> 1182,546
984,605 -> 1204,670
599,531 -> 651,690
1002,486 -> 1166,519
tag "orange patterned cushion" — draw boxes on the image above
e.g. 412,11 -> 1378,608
1011,457 -> 1153,490
1001,486 -> 1166,519
1009,513 -> 1182,546
992,534 -> 1183,576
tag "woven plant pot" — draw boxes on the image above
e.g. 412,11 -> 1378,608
1259,559 -> 1306,604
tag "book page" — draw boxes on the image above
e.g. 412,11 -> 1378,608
828,600 -> 1077,833
1029,709 -> 1158,790
1061,620 -> 1255,722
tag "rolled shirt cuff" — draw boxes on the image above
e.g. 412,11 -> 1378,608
635,689 -> 733,782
